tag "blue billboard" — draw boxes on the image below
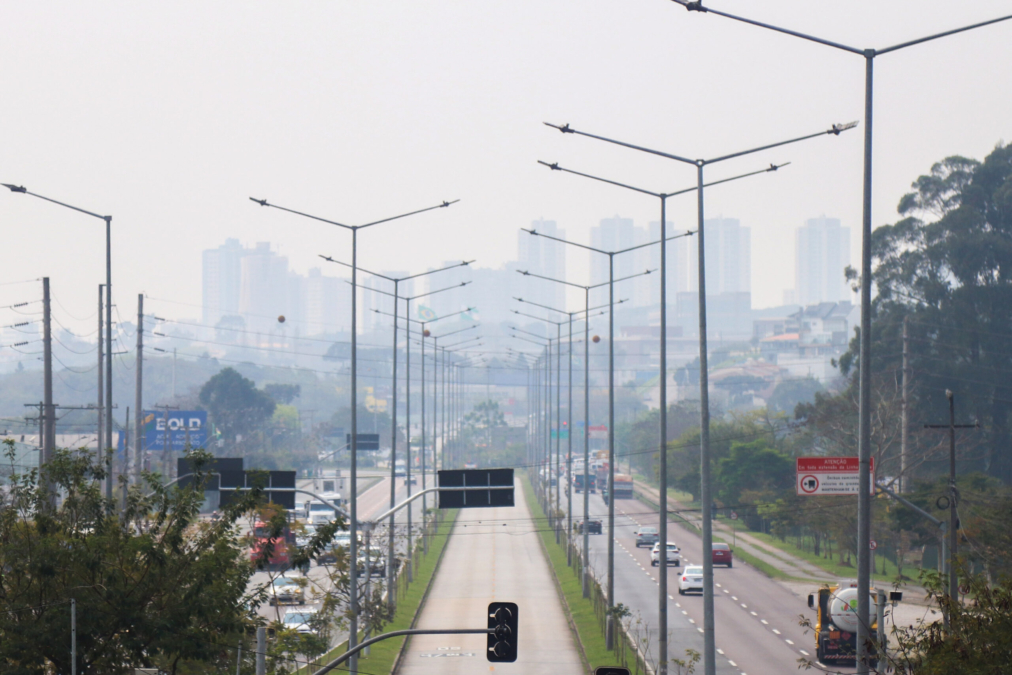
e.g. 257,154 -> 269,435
143,410 -> 208,451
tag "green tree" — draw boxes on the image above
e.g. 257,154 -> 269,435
840,142 -> 1012,482
199,367 -> 276,453
0,443 -> 270,674
767,376 -> 823,415
714,439 -> 793,507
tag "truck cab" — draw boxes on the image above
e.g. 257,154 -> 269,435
808,581 -> 898,667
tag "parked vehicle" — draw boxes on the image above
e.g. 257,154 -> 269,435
678,565 -> 704,595
651,542 -> 680,567
712,542 -> 733,567
575,519 -> 603,534
635,526 -> 659,548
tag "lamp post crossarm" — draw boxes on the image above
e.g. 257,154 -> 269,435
319,257 -> 473,282
511,325 -> 553,341
250,198 -> 353,229
512,309 -> 566,326
521,228 -> 609,255
514,297 -> 613,316
441,336 -> 481,350
544,122 -> 697,165
357,199 -> 459,229
537,161 -> 660,197
6,188 -> 110,221
511,334 -> 549,349
673,1 -> 862,54
706,123 -> 856,164
878,14 -> 1012,55
355,280 -> 471,300
517,269 -> 589,291
433,323 -> 477,340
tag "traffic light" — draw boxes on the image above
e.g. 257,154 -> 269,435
487,602 -> 518,662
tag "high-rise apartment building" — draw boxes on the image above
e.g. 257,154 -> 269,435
590,216 -> 636,288
518,218 -> 566,311
688,217 -> 751,294
362,272 -> 412,334
794,216 -> 851,306
201,238 -> 247,326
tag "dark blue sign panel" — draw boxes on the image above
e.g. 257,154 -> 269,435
143,410 -> 208,451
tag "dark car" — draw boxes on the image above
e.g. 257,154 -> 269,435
576,519 -> 603,535
712,542 -> 733,567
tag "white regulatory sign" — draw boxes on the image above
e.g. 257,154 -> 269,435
796,457 -> 874,496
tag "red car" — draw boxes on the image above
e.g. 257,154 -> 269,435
712,542 -> 733,567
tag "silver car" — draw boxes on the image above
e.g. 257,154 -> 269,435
678,565 -> 704,595
283,609 -> 319,636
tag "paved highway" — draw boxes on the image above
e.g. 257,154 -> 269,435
572,490 -> 820,675
398,479 -> 584,675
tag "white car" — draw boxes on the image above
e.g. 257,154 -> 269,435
283,608 -> 319,636
650,542 -> 680,567
678,565 -> 704,595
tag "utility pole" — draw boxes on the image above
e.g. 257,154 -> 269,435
97,285 -> 104,466
122,406 -> 129,513
900,316 -> 909,493
135,294 -> 144,482
172,347 -> 177,399
42,277 -> 55,503
925,391 -> 976,619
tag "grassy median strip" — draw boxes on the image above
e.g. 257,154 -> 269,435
299,509 -> 459,675
522,475 -> 615,672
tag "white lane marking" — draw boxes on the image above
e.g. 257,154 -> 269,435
717,649 -> 724,655
715,583 -> 721,587
675,603 -> 681,607
728,661 -> 737,667
681,610 -> 688,615
740,603 -> 748,609
688,618 -> 695,624
732,596 -> 738,601
799,650 -> 810,656
669,595 -> 675,600
750,611 -> 757,616
771,629 -> 781,635
785,639 -> 794,645
723,589 -> 729,594
697,628 -> 704,633
761,620 -> 768,625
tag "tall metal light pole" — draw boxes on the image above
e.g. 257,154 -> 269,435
511,325 -> 557,511
358,280 -> 470,580
3,184 -> 114,508
515,299 -> 609,564
663,8 -> 1012,669
538,158 -> 790,672
518,267 -> 652,599
320,259 -> 470,613
251,195 -> 457,674
544,119 -> 854,667
522,226 -> 691,650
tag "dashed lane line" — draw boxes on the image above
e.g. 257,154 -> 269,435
799,650 -> 810,656
785,639 -> 794,645
771,629 -> 781,635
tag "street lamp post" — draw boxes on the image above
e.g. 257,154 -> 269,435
517,268 -> 652,600
3,184 -> 114,510
661,8 -> 1012,670
516,298 -> 609,565
537,159 -> 792,672
251,195 -> 457,674
359,281 -> 471,582
544,118 -> 854,666
522,225 -> 691,649
320,259 -> 470,613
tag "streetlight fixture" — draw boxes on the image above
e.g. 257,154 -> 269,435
322,258 -> 470,613
538,158 -> 790,671
3,184 -> 115,509
251,195 -> 457,674
517,266 -> 654,600
544,118 -> 854,662
661,7 -> 1012,670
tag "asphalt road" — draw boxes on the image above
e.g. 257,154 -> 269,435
397,479 -> 584,675
571,490 -> 822,675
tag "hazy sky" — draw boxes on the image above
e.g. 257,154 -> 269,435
2,0 -> 1010,332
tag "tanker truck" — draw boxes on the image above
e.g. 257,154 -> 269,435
808,581 -> 901,668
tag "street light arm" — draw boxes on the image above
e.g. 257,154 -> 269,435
511,325 -> 553,341
521,228 -> 608,255
671,1 -> 862,55
402,260 -> 474,282
544,121 -> 697,165
516,268 -> 588,291
319,258 -> 474,284
357,199 -> 460,229
4,186 -> 109,221
513,296 -> 613,316
511,334 -> 550,348
356,280 -> 471,300
590,268 -> 658,290
433,322 -> 478,339
512,309 -> 566,326
878,13 -> 1012,55
250,197 -> 354,230
320,255 -> 391,280
675,162 -> 790,196
537,161 -> 661,197
706,122 -> 857,164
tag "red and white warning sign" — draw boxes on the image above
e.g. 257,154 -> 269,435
796,457 -> 874,496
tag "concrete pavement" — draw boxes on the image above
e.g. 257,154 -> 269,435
397,479 -> 583,675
